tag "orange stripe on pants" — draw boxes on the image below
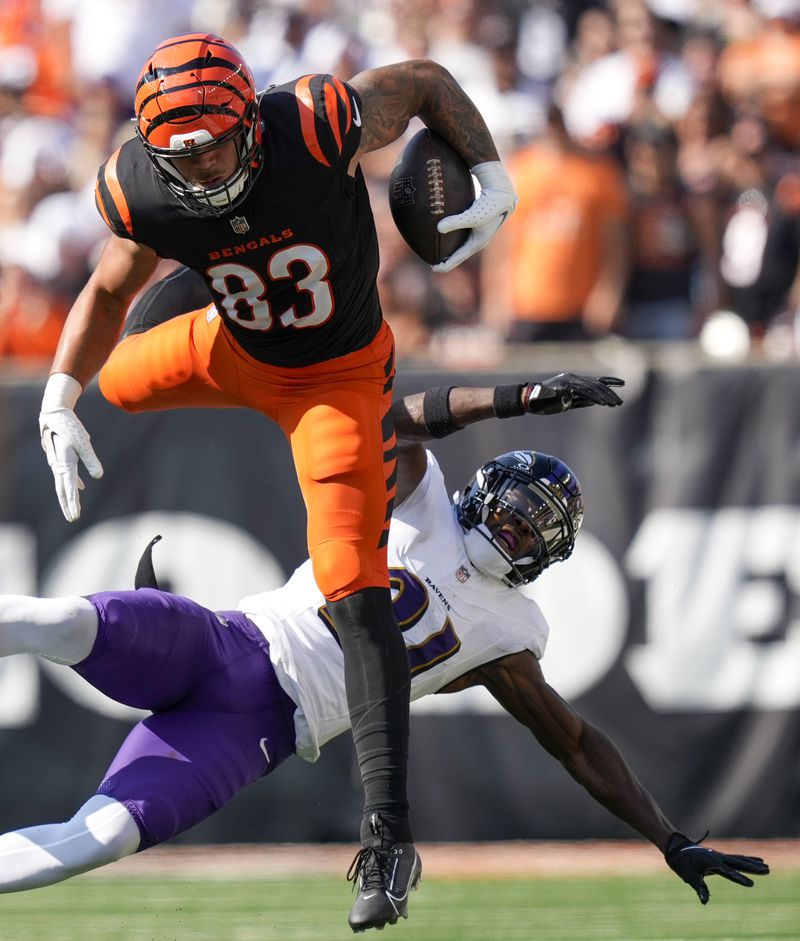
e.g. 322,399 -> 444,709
99,309 -> 397,600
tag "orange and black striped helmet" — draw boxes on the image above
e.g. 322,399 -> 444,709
134,33 -> 263,215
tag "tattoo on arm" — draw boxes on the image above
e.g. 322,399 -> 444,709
352,60 -> 499,164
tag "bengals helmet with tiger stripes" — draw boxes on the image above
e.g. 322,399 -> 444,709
134,33 -> 263,215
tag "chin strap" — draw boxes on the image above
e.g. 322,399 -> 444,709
134,534 -> 162,590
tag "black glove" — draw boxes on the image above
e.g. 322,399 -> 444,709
525,374 -> 624,415
664,831 -> 770,904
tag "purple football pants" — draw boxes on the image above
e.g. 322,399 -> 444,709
74,589 -> 297,850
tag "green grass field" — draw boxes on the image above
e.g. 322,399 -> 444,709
1,871 -> 796,941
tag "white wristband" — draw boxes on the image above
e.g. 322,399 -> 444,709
42,373 -> 83,412
470,160 -> 514,192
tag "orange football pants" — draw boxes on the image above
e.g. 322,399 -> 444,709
99,308 -> 397,601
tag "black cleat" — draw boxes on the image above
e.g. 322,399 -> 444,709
347,821 -> 421,932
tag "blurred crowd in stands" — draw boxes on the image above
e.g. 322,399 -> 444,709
3,0 -> 800,367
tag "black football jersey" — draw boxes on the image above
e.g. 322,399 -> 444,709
95,74 -> 382,367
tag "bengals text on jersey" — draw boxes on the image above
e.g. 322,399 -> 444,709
96,74 -> 381,368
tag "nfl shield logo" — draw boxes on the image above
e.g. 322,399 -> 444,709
391,177 -> 416,206
455,566 -> 470,583
230,215 -> 250,234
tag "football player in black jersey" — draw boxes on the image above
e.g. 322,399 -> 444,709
37,32 -> 518,932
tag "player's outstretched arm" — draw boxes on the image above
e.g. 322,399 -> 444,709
438,650 -> 769,903
391,375 -> 624,442
391,376 -> 624,505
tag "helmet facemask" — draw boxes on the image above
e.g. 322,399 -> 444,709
455,451 -> 584,586
141,102 -> 263,215
135,33 -> 264,217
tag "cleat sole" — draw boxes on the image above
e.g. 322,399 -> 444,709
350,916 -> 400,933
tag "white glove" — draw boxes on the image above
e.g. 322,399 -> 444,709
39,373 -> 104,522
432,161 -> 518,273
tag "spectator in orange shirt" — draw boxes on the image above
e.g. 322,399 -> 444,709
482,104 -> 630,342
0,263 -> 69,363
0,0 -> 72,118
717,0 -> 800,150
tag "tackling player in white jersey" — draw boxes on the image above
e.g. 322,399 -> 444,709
0,376 -> 768,930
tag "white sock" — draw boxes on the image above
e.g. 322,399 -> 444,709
0,796 -> 141,892
0,596 -> 98,665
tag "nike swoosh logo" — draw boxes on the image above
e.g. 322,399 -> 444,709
259,737 -> 270,763
499,210 -> 509,223
352,97 -> 361,127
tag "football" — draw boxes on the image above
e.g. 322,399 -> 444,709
388,129 -> 474,266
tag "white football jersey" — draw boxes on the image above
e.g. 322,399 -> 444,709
238,451 -> 549,762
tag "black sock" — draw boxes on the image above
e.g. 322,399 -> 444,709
326,587 -> 413,846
